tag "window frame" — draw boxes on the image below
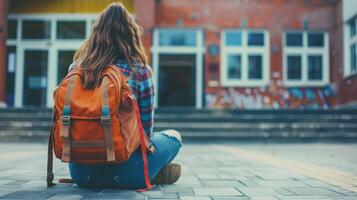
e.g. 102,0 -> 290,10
157,29 -> 199,47
220,29 -> 270,87
283,30 -> 329,87
21,19 -> 51,40
344,16 -> 357,77
6,14 -> 97,107
56,20 -> 87,40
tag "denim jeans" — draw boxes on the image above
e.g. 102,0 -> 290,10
69,130 -> 182,189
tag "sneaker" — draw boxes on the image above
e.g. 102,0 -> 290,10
152,163 -> 181,185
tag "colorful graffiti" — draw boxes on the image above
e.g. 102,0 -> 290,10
206,83 -> 337,109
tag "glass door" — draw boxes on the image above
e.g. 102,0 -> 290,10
158,54 -> 196,107
22,49 -> 48,107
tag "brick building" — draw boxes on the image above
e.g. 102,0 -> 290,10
0,0 -> 356,109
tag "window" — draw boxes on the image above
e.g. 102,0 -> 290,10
345,17 -> 357,77
57,21 -> 86,39
283,31 -> 329,86
221,30 -> 269,86
287,55 -> 302,80
225,32 -> 242,46
351,44 -> 357,73
227,54 -> 241,79
248,55 -> 263,79
159,29 -> 197,46
286,33 -> 302,47
308,33 -> 324,47
7,20 -> 17,39
350,19 -> 356,38
22,20 -> 51,39
6,15 -> 98,107
308,55 -> 323,80
248,33 -> 264,46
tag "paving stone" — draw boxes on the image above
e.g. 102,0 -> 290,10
46,194 -> 82,200
99,189 -> 141,195
41,186 -> 102,195
81,194 -> 146,200
0,180 -> 12,186
300,179 -> 334,188
163,186 -> 193,193
176,192 -> 195,196
174,177 -> 203,186
0,189 -> 17,198
276,196 -> 336,199
97,189 -> 146,199
272,187 -> 295,196
321,186 -> 355,195
254,180 -> 307,187
1,143 -> 357,199
0,190 -> 54,200
2,180 -> 28,187
282,187 -> 344,196
142,187 -> 178,199
149,199 -> 179,200
237,187 -> 281,197
193,187 -> 244,196
238,180 -> 261,187
211,197 -> 250,200
249,197 -> 279,200
202,180 -> 246,187
143,193 -> 178,199
180,197 -> 212,200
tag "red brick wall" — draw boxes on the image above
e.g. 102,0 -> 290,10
134,0 -> 155,64
137,0 -> 347,109
0,0 -> 8,105
333,0 -> 357,107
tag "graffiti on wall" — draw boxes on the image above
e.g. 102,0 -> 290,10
206,82 -> 337,109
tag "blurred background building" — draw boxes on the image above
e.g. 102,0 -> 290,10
0,0 -> 356,110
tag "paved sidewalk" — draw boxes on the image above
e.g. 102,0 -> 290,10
0,142 -> 357,200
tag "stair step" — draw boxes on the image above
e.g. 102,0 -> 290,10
0,108 -> 356,140
1,131 -> 357,140
1,121 -> 357,128
1,114 -> 357,122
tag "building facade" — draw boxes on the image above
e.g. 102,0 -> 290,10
0,0 -> 356,109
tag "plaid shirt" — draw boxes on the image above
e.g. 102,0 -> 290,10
113,60 -> 155,137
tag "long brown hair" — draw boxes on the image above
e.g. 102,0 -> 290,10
73,2 -> 147,89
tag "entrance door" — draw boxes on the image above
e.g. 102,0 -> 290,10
158,54 -> 196,107
22,50 -> 48,107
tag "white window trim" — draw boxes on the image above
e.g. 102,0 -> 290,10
150,28 -> 205,109
6,14 -> 97,107
344,16 -> 357,78
283,31 -> 329,87
220,29 -> 270,87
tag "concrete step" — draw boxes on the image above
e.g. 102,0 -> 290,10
1,113 -> 357,123
1,121 -> 357,130
1,130 -> 357,143
1,107 -> 357,114
0,108 -> 357,141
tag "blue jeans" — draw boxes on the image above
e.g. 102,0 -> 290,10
69,130 -> 182,189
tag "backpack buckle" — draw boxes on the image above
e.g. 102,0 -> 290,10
101,116 -> 112,125
61,115 -> 71,125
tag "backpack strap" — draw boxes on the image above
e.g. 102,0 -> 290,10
60,76 -> 77,162
101,76 -> 116,162
129,94 -> 154,191
47,107 -> 57,187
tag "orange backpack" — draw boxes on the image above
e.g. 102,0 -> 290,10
46,65 -> 153,190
